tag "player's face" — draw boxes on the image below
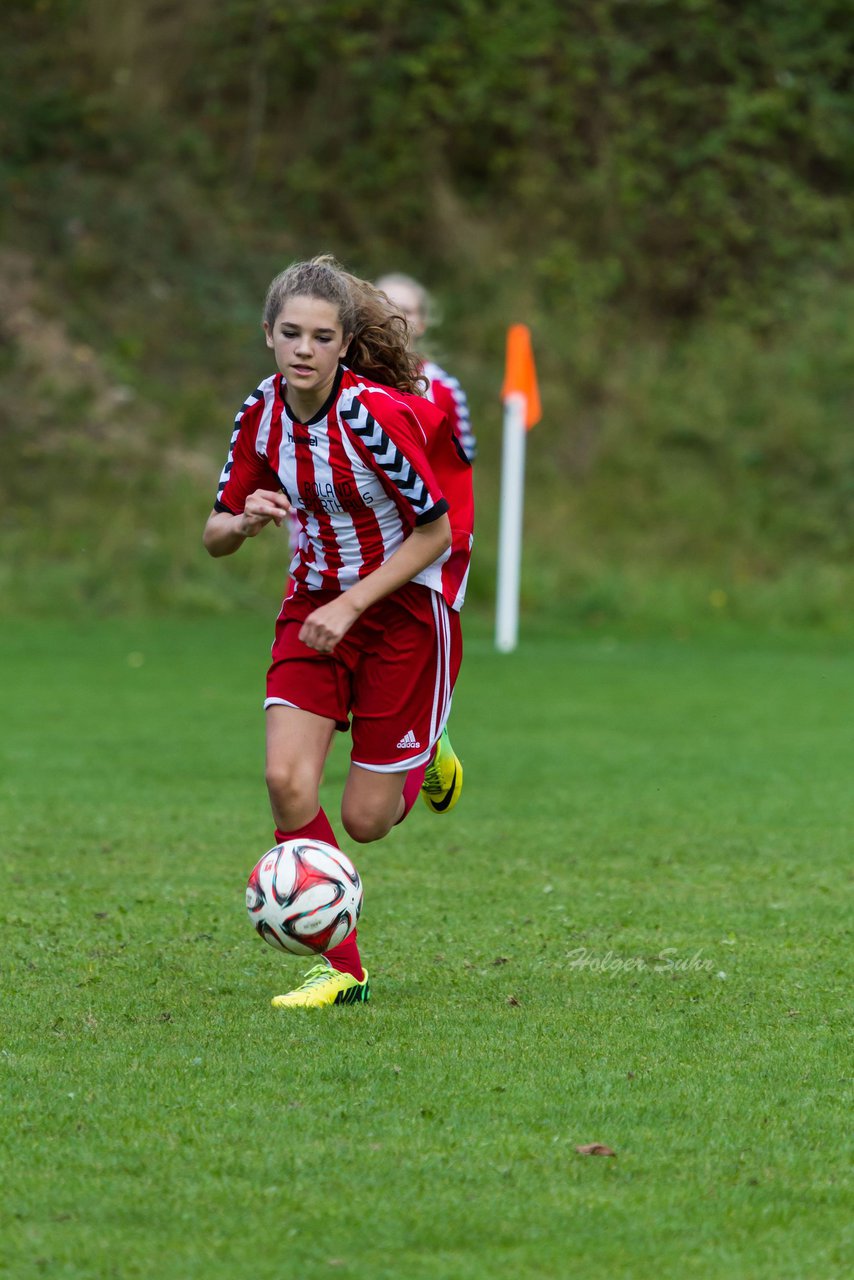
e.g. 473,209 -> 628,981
264,296 -> 351,412
380,281 -> 426,343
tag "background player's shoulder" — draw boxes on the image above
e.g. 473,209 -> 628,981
422,357 -> 454,387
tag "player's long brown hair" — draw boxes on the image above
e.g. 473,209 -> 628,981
263,255 -> 427,394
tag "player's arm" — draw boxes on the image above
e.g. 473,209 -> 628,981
203,489 -> 292,557
298,514 -> 451,653
205,384 -> 289,557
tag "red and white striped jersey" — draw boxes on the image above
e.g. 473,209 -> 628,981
422,359 -> 476,463
215,365 -> 474,611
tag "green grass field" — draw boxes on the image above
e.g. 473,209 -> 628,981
1,616 -> 851,1279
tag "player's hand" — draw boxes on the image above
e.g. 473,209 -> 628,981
299,596 -> 362,654
240,489 -> 291,537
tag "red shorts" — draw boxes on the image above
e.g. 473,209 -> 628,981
265,583 -> 462,773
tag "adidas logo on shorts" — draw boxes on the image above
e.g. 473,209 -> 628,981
397,729 -> 421,750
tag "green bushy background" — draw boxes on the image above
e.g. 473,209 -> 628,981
1,0 -> 852,630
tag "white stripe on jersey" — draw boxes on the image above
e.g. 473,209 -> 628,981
301,508 -> 329,588
275,415 -> 297,505
299,418 -> 368,592
255,380 -> 276,455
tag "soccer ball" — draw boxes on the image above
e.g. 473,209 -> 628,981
245,839 -> 363,956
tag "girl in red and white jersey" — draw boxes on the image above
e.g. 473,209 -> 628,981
375,273 -> 477,464
204,256 -> 473,1009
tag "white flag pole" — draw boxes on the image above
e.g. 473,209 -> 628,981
495,391 -> 527,653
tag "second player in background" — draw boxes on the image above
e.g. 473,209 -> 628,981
375,273 -> 477,466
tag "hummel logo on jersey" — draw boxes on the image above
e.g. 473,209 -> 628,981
397,730 -> 421,750
287,428 -> 318,447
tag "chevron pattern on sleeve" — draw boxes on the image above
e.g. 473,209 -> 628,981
340,397 -> 432,515
216,386 -> 264,500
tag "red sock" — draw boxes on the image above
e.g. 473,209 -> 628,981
274,807 -> 336,847
322,927 -> 363,982
395,761 -> 428,825
274,809 -> 364,983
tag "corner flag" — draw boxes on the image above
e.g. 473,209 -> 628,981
502,324 -> 541,428
495,325 -> 541,653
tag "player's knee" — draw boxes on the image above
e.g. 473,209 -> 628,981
340,803 -> 392,845
265,760 -> 317,828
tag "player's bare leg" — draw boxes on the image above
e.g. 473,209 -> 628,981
266,706 -> 369,1007
340,764 -> 408,844
265,704 -> 336,832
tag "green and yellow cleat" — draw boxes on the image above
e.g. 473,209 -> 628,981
421,727 -> 463,814
271,962 -> 370,1009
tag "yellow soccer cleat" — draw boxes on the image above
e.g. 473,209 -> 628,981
421,727 -> 463,814
271,962 -> 370,1009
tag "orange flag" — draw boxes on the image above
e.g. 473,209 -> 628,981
502,324 -> 541,429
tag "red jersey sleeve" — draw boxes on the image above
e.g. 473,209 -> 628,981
214,386 -> 281,514
343,388 -> 449,527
